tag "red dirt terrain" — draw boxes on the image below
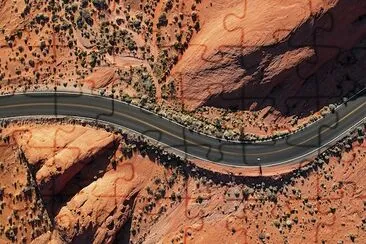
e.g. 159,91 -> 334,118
0,1 -> 365,242
171,0 -> 366,138
173,0 -> 366,110
0,120 -> 365,243
0,0 -> 365,139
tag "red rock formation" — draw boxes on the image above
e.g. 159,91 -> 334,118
173,0 -> 366,112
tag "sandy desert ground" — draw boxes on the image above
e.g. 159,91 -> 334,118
0,0 -> 365,140
0,0 -> 365,243
0,119 -> 364,243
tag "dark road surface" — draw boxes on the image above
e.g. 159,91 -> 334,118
0,91 -> 364,166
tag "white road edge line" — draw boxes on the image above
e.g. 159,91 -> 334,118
1,86 -> 364,144
1,114 -> 364,169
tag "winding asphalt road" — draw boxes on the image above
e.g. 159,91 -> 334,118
0,91 -> 365,167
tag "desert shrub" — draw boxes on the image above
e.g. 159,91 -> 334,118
164,0 -> 173,12
81,0 -> 89,8
81,9 -> 93,26
126,38 -> 137,51
92,0 -> 107,10
329,104 -> 336,113
28,59 -> 35,67
357,126 -> 364,136
35,13 -> 49,25
196,196 -> 203,204
157,13 -> 168,27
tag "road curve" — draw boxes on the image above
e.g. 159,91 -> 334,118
0,91 -> 365,167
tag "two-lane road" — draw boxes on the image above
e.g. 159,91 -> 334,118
0,91 -> 365,166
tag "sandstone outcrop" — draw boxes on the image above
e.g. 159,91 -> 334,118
173,0 -> 366,113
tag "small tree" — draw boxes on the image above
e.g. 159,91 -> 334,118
157,13 -> 168,28
92,0 -> 107,10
